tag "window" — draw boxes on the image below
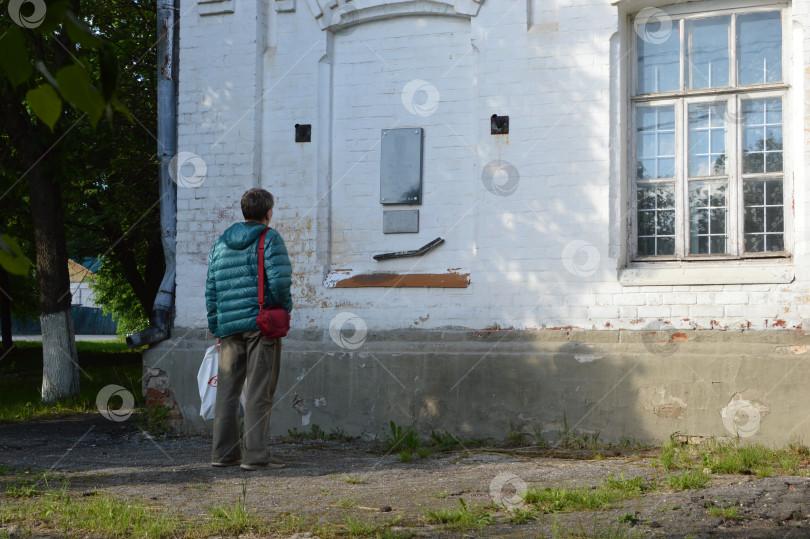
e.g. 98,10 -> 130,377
631,6 -> 788,260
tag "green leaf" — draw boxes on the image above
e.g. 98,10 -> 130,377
0,234 -> 32,276
26,84 -> 62,130
0,26 -> 33,87
110,95 -> 132,122
55,63 -> 104,127
64,11 -> 103,49
38,0 -> 70,34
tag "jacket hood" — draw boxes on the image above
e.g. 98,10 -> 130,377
222,222 -> 267,250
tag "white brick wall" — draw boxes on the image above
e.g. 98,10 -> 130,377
174,0 -> 810,332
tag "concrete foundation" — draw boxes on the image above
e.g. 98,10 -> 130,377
144,328 -> 810,446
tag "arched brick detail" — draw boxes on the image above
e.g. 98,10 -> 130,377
301,0 -> 484,30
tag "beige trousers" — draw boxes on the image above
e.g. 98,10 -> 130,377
212,330 -> 281,465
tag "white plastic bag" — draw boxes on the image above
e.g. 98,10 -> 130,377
197,345 -> 246,420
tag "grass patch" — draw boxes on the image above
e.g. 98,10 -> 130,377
381,422 -> 493,462
3,469 -> 65,499
666,470 -> 710,490
206,499 -> 263,535
506,506 -> 536,524
653,436 -> 810,477
424,498 -> 494,531
706,504 -> 743,520
0,489 -> 181,538
0,340 -> 142,424
523,475 -> 647,514
504,426 -> 528,447
270,512 -> 313,535
342,476 -> 366,485
343,515 -> 382,536
382,421 -> 422,462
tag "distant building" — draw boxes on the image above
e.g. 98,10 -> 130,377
68,259 -> 99,308
12,258 -> 117,335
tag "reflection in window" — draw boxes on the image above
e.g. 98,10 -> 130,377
686,17 -> 730,89
637,106 -> 675,179
737,12 -> 782,85
637,184 -> 676,255
688,103 -> 726,177
742,98 -> 783,174
689,181 -> 728,254
744,179 -> 784,252
637,24 -> 680,93
632,7 -> 787,260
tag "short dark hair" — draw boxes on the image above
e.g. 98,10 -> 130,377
241,188 -> 274,220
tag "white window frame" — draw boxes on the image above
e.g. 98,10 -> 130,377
627,1 -> 792,267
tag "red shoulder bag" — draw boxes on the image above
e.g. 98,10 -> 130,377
255,229 -> 291,339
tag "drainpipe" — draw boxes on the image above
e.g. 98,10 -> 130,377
127,0 -> 177,348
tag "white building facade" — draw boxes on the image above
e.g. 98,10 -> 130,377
150,0 -> 810,444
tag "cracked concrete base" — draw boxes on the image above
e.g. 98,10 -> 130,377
147,329 -> 810,447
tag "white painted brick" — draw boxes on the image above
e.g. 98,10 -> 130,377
172,0 -> 810,332
714,292 -> 750,305
663,293 -> 697,305
689,305 -> 725,318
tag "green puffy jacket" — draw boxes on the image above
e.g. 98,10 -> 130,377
206,221 -> 293,338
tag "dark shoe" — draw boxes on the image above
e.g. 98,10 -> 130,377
240,459 -> 285,471
211,460 -> 240,467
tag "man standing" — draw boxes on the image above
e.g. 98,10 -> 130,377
205,188 -> 293,470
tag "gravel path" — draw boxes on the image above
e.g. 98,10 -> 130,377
1,414 -> 809,538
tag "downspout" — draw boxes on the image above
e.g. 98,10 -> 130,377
127,0 -> 177,348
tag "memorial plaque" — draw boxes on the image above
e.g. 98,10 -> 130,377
380,128 -> 423,204
382,210 -> 419,234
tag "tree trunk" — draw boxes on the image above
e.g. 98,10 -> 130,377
29,165 -> 79,403
0,268 -> 12,350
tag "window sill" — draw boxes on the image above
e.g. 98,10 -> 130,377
619,259 -> 794,286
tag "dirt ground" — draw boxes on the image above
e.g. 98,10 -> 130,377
1,414 -> 809,538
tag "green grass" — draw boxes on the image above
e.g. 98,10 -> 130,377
706,504 -> 743,520
0,341 -> 143,424
504,427 -> 528,447
3,469 -> 65,499
666,470 -> 710,490
343,515 -> 382,536
0,489 -> 181,538
653,437 -> 809,478
382,421 -> 422,461
342,476 -> 366,485
506,506 -> 536,524
523,475 -> 647,514
423,498 -> 493,531
269,512 -> 312,535
206,489 -> 263,535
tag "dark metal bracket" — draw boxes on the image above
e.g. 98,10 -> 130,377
373,237 -> 444,261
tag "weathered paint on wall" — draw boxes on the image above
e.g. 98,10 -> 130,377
173,0 -> 810,334
145,328 -> 810,445
162,0 -> 810,441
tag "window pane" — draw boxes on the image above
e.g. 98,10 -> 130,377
688,103 -> 726,177
742,98 -> 783,174
637,20 -> 680,93
637,106 -> 676,179
689,180 -> 727,254
743,177 -> 784,252
686,16 -> 730,89
768,235 -> 784,252
637,183 -> 675,255
737,11 -> 782,85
